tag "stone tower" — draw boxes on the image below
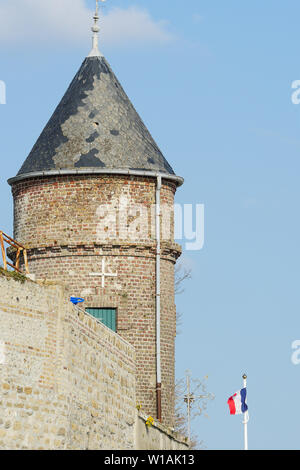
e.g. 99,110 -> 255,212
8,5 -> 183,425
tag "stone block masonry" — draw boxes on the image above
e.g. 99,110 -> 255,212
135,412 -> 189,450
0,273 -> 136,450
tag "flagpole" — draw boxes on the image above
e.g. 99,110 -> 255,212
242,374 -> 248,451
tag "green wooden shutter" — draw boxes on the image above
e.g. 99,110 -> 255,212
86,308 -> 117,332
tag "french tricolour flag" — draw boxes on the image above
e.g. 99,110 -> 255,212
227,388 -> 248,415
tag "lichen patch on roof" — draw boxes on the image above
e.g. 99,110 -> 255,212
16,56 -> 175,178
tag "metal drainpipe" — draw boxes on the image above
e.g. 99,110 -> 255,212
156,175 -> 162,422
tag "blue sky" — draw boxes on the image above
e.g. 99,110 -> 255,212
1,0 -> 300,450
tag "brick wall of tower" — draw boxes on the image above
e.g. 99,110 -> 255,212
11,175 -> 181,425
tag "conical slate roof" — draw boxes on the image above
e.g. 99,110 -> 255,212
13,55 -> 178,181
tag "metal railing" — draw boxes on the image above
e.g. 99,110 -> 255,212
0,231 -> 29,274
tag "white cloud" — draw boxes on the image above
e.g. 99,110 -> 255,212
0,0 -> 174,48
101,6 -> 174,45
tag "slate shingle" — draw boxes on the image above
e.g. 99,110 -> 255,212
16,56 -> 175,177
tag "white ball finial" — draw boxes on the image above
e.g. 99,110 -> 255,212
92,25 -> 100,33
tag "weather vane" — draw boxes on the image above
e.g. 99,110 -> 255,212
89,0 -> 107,57
96,0 -> 107,14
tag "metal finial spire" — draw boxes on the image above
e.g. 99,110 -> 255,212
88,0 -> 105,57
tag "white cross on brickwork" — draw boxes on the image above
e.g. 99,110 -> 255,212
89,258 -> 117,288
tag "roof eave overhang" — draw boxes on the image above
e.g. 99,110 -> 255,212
8,168 -> 184,187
